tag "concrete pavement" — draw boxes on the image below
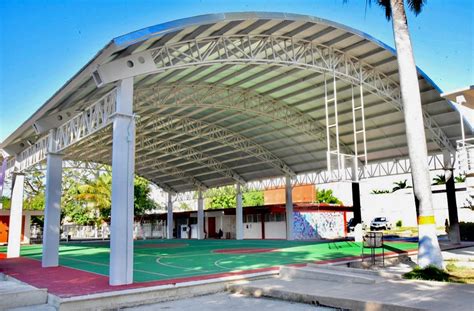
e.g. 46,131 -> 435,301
228,265 -> 474,311
122,292 -> 335,311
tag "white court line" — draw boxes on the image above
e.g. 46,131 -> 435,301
156,256 -> 211,273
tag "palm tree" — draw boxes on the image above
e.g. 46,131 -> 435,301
432,174 -> 446,185
76,173 -> 112,223
370,0 -> 443,268
392,179 -> 411,192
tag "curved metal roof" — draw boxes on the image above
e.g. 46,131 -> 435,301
1,12 -> 469,192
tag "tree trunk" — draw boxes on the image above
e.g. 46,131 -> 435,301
390,0 -> 443,268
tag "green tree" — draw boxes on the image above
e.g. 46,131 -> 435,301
75,173 -> 112,223
368,0 -> 443,268
74,172 -> 159,223
205,186 -> 264,209
315,189 -> 342,205
1,196 -> 11,209
24,193 -> 45,210
243,190 -> 264,207
206,186 -> 236,209
134,176 -> 159,219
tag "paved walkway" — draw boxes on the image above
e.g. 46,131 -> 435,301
123,292 -> 335,311
231,276 -> 473,310
442,246 -> 474,260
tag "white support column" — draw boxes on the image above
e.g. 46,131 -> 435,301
7,172 -> 24,258
236,184 -> 243,240
285,176 -> 294,240
23,212 -> 31,244
109,78 -> 135,286
197,190 -> 204,240
42,134 -> 63,267
167,192 -> 173,239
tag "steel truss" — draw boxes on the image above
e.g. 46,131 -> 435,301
4,35 -> 457,194
5,90 -> 117,176
136,135 -> 247,185
244,153 -> 455,191
134,82 -> 353,155
139,115 -> 296,178
145,34 -> 453,152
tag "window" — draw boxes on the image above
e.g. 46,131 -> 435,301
245,214 -> 261,223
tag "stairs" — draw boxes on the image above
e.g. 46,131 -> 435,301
0,273 -> 54,311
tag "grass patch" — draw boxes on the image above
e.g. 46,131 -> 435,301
403,265 -> 450,282
446,263 -> 474,284
404,264 -> 474,284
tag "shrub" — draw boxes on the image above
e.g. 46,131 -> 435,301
371,189 -> 390,194
396,220 -> 403,227
403,266 -> 450,282
460,222 -> 474,241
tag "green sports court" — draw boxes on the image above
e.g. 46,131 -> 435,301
1,239 -> 417,283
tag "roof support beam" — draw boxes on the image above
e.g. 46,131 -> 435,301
136,135 -> 247,185
142,115 -> 296,177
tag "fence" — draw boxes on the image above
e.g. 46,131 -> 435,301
37,221 -> 168,241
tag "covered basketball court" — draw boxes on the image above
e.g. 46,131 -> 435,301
0,12 -> 469,286
0,238 -> 418,297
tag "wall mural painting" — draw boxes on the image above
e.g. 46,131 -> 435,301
293,211 -> 345,239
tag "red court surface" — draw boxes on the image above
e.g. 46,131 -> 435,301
0,249 -> 418,298
0,257 -> 281,298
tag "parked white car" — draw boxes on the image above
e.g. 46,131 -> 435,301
370,217 -> 392,231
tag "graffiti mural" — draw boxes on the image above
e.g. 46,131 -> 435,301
293,211 -> 345,239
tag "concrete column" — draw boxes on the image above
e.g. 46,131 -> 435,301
236,184 -> 243,240
7,173 -> 24,258
351,182 -> 362,225
109,78 -> 135,286
285,176 -> 294,240
167,192 -> 173,239
197,190 -> 204,240
23,213 -> 31,244
42,135 -> 63,267
443,151 -> 460,244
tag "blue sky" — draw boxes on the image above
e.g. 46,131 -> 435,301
0,0 -> 472,142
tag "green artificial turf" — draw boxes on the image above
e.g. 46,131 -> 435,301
0,239 -> 416,283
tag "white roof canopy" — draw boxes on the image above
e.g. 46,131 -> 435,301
1,12 -> 471,192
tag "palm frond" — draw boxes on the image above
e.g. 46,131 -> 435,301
367,0 -> 426,20
407,0 -> 426,15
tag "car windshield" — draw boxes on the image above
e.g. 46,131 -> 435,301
374,217 -> 386,222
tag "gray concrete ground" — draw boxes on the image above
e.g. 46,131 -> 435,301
224,245 -> 474,311
229,273 -> 474,311
442,246 -> 474,268
122,292 -> 335,311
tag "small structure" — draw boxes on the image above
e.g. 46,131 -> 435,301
154,202 -> 352,240
0,209 -> 44,245
362,231 -> 384,266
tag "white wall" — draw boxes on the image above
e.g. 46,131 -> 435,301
244,222 -> 262,239
264,221 -> 286,239
360,184 -> 473,227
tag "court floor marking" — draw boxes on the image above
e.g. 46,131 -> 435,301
56,254 -> 171,277
212,258 -> 257,270
155,256 -> 212,273
59,255 -> 111,267
21,255 -> 111,278
133,268 -> 169,277
142,244 -> 341,259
